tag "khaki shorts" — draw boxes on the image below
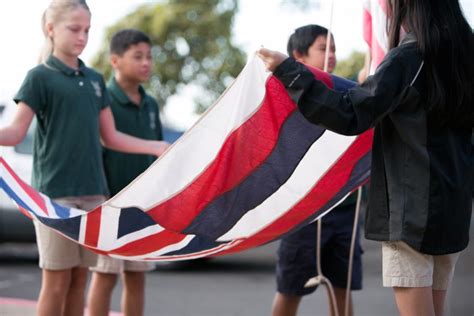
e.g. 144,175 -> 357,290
34,195 -> 106,270
91,255 -> 155,274
382,241 -> 460,290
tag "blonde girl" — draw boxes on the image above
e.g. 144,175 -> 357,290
0,1 -> 168,315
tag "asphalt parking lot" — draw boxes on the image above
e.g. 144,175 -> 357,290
0,202 -> 473,316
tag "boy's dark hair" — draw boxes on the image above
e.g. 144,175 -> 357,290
287,24 -> 329,57
110,29 -> 152,55
388,0 -> 473,128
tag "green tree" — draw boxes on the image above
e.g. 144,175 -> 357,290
334,51 -> 365,81
91,0 -> 246,111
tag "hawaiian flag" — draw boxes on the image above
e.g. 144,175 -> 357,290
0,56 -> 372,261
363,0 -> 389,74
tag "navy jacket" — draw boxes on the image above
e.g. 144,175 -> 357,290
273,38 -> 472,255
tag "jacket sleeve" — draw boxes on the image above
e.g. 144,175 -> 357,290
273,49 -> 414,135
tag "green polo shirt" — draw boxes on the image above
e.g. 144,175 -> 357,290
103,77 -> 163,196
14,55 -> 110,198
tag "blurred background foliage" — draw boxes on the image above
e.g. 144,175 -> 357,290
334,51 -> 365,80
91,0 -> 246,112
92,0 -> 364,113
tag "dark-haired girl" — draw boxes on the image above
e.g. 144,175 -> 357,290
258,0 -> 473,314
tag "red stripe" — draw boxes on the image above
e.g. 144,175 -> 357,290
217,130 -> 373,256
363,9 -> 373,47
1,157 -> 48,216
305,65 -> 334,88
84,206 -> 102,247
371,36 -> 387,71
107,230 -> 187,256
145,239 -> 242,261
377,0 -> 388,15
146,77 -> 297,231
18,206 -> 33,219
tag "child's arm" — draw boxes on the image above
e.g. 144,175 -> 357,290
0,102 -> 35,146
99,107 -> 170,157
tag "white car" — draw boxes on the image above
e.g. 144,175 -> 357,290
0,103 -> 35,242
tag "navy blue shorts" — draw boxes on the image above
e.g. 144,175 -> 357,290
276,203 -> 363,296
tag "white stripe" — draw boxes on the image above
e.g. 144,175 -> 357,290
109,235 -> 195,260
371,0 -> 388,51
41,193 -> 86,218
42,196 -> 59,218
369,0 -> 388,73
2,168 -> 50,217
218,132 -> 356,241
78,214 -> 87,244
96,205 -> 166,250
110,237 -> 242,262
107,57 -> 271,209
1,165 -> 86,219
96,205 -> 121,249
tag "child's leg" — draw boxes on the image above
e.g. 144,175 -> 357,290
122,271 -> 146,316
87,270 -> 119,316
431,253 -> 460,316
333,286 -> 353,316
271,292 -> 302,316
383,241 -> 460,316
121,261 -> 154,316
432,289 -> 448,316
34,195 -> 101,316
64,267 -> 89,316
37,268 -> 72,316
393,286 -> 435,316
322,203 -> 363,316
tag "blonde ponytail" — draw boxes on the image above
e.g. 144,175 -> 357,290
38,0 -> 91,63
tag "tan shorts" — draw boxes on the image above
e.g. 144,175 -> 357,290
91,255 -> 155,274
382,241 -> 460,290
34,195 -> 106,270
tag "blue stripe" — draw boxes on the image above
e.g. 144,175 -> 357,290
0,179 -> 36,214
52,200 -> 71,218
0,179 -> 81,240
37,216 -> 82,241
276,150 -> 371,241
331,75 -> 357,92
183,110 -> 325,239
117,207 -> 157,239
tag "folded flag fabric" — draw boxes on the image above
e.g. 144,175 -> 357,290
0,56 -> 373,261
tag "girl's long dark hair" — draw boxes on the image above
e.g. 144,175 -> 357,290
388,0 -> 473,128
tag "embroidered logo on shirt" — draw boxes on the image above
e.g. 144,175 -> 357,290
149,112 -> 156,130
90,80 -> 102,98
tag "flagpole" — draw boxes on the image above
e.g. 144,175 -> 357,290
323,0 -> 335,72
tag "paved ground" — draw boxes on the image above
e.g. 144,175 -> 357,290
1,204 -> 473,316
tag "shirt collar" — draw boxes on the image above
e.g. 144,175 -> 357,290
400,32 -> 417,45
107,76 -> 146,107
44,55 -> 86,76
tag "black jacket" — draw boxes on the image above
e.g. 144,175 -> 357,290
273,39 -> 472,255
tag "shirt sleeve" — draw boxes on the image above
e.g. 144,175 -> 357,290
152,98 -> 164,141
100,76 -> 111,110
13,68 -> 47,114
273,47 -> 417,135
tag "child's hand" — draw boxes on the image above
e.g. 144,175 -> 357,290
257,48 -> 288,72
152,141 -> 171,157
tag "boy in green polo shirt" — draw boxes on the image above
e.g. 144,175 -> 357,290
87,29 -> 163,316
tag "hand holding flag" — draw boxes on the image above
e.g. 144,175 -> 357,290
257,48 -> 288,72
